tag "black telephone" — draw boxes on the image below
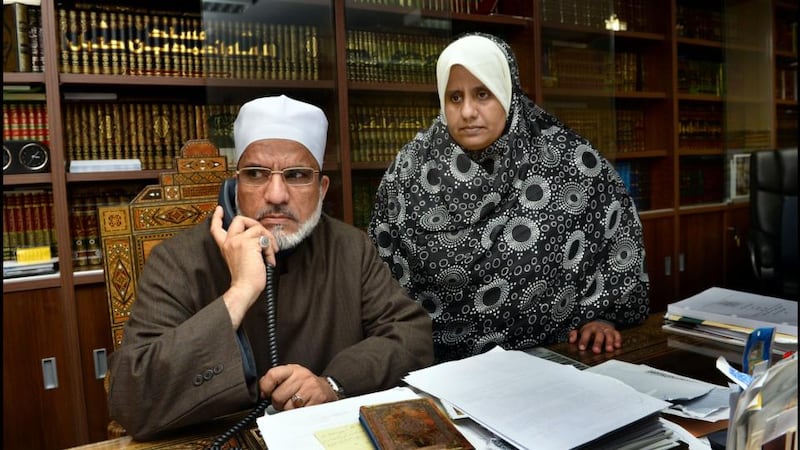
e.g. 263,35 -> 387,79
210,178 -> 278,450
218,177 -> 238,230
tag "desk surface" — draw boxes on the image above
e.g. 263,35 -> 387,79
69,314 -> 731,450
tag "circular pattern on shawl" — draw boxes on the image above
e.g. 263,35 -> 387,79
580,270 -> 605,306
519,175 -> 551,210
519,280 -> 547,312
558,182 -> 587,215
562,230 -> 586,270
436,266 -> 469,291
481,216 -> 508,249
474,332 -> 505,354
373,223 -> 394,257
421,162 -> 443,194
390,254 -> 410,285
451,152 -> 478,181
474,278 -> 510,313
604,200 -> 622,239
439,228 -> 469,248
418,290 -> 443,318
552,286 -> 576,321
440,319 -> 474,344
575,144 -> 602,177
397,150 -> 417,180
609,237 -> 638,272
472,192 -> 502,225
504,217 -> 539,252
420,206 -> 450,231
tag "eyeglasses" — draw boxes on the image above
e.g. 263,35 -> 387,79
236,166 -> 320,186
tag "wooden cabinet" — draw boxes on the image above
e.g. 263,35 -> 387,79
2,1 -> 789,447
2,288 -> 88,449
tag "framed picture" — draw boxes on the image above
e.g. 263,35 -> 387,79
729,153 -> 751,200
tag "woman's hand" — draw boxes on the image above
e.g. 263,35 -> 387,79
568,320 -> 622,354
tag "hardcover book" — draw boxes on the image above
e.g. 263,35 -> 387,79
359,398 -> 474,450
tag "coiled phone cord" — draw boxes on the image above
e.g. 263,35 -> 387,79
209,264 -> 278,450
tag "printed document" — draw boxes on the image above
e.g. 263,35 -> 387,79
403,348 -> 670,450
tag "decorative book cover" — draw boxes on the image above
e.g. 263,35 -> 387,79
359,398 -> 474,450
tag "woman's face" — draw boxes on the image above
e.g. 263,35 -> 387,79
443,65 -> 507,151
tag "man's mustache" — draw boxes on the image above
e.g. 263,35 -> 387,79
255,206 -> 297,222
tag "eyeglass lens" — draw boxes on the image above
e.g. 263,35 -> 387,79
238,167 -> 317,185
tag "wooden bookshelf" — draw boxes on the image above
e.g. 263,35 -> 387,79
2,0 -> 787,448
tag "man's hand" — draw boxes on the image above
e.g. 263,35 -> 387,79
259,364 -> 339,410
210,206 -> 277,328
568,320 -> 622,354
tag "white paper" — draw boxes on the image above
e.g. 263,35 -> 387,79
586,359 -> 718,401
403,349 -> 671,450
256,387 -> 420,450
667,287 -> 797,337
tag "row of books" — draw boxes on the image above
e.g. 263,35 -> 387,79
725,130 -> 772,150
3,189 -> 56,263
2,102 -> 49,144
540,0 -> 650,31
68,190 -> 137,270
678,104 -> 723,150
547,104 -> 648,154
775,68 -> 798,101
2,2 -> 44,72
63,102 -> 240,170
352,177 -> 381,231
679,155 -> 724,205
614,160 -> 650,211
542,42 -> 645,92
346,30 -> 449,84
675,4 -> 724,42
678,58 -> 724,96
57,7 -> 320,80
349,102 -> 438,163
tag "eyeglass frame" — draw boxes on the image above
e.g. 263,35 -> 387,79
236,166 -> 321,186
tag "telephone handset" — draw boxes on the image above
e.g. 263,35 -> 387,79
211,178 -> 278,450
218,177 -> 238,230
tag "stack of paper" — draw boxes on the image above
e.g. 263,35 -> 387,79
663,287 -> 798,354
587,359 -> 730,422
403,349 -> 675,450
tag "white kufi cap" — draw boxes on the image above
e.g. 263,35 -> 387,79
234,95 -> 328,168
436,35 -> 511,124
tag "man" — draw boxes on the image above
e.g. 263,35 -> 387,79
107,95 -> 434,440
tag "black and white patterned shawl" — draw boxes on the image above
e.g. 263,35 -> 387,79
368,33 -> 650,362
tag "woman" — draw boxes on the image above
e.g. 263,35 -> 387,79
368,33 -> 650,362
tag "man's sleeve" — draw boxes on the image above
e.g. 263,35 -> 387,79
107,241 -> 257,440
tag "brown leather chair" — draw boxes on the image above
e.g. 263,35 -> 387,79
99,140 -> 234,437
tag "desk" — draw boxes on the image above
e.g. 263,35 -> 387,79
67,314 -> 730,450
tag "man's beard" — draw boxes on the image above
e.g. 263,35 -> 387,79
237,193 -> 324,250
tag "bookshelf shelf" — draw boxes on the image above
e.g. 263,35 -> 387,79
543,88 -> 668,99
2,271 -> 62,293
66,169 -> 164,183
3,173 -> 53,185
58,73 -> 336,90
677,93 -> 723,102
541,23 -> 666,42
349,82 -> 437,93
3,72 -> 46,83
73,269 -> 104,285
344,3 -> 532,26
678,148 -> 724,156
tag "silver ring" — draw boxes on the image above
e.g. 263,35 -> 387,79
258,236 -> 270,249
